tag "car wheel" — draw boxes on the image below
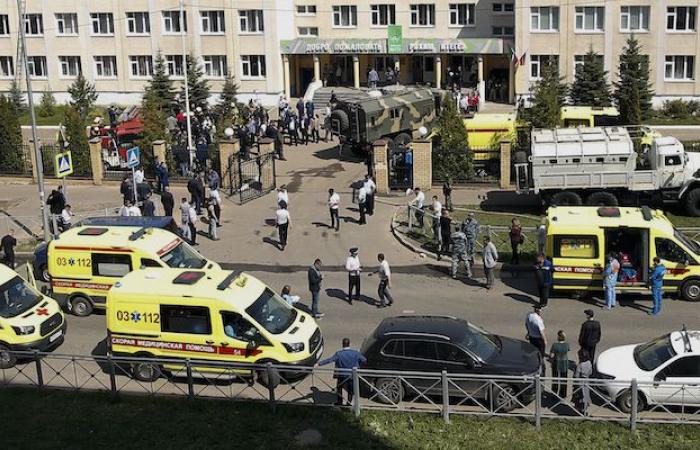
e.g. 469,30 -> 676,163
40,265 -> 51,283
617,389 -> 647,414
0,344 -> 17,369
70,296 -> 93,317
681,279 -> 700,302
374,377 -> 404,405
492,384 -> 518,412
132,358 -> 162,382
257,362 -> 281,389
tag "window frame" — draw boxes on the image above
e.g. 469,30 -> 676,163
529,55 -> 559,81
91,253 -> 132,277
296,5 -> 317,16
0,56 -> 14,79
93,55 -> 118,79
126,11 -> 151,36
24,13 -> 44,36
332,5 -> 358,28
552,234 -> 599,259
162,10 -> 187,34
370,4 -> 396,27
530,6 -> 559,32
129,55 -> 154,79
493,3 -> 514,15
665,55 -> 695,81
492,26 -> 514,37
238,10 -> 264,34
620,5 -> 649,32
58,55 -> 81,78
449,3 -> 475,27
573,54 -> 604,77
90,12 -> 115,36
241,55 -> 267,80
55,13 -> 78,36
0,14 -> 9,36
667,6 -> 697,32
161,305 -> 212,335
200,10 -> 226,35
410,4 -> 436,27
297,26 -> 319,37
26,55 -> 47,78
203,55 -> 227,79
166,54 -> 185,78
575,6 -> 605,33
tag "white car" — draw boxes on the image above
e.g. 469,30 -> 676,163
596,329 -> 700,413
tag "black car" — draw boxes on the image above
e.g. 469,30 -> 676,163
359,315 -> 541,411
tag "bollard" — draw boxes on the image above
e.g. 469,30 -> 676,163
186,359 -> 194,400
34,350 -> 43,388
441,370 -> 450,424
267,363 -> 277,412
352,368 -> 361,417
535,375 -> 542,430
630,379 -> 638,432
107,354 -> 117,397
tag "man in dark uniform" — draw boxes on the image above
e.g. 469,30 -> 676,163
578,309 -> 602,362
161,186 -> 174,217
317,338 -> 367,406
1,229 -> 17,268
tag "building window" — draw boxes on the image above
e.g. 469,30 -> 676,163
492,26 -> 514,37
667,7 -> 696,31
203,55 -> 227,78
239,10 -> 264,33
55,13 -> 78,35
530,55 -> 558,80
665,55 -> 695,81
449,4 -> 475,26
0,15 -> 9,36
201,10 -> 225,34
410,4 -> 435,27
166,55 -> 184,77
59,56 -> 81,77
575,7 -> 605,32
90,13 -> 115,35
296,5 -> 317,16
24,14 -> 43,36
371,5 -> 396,26
573,54 -> 603,76
126,12 -> 150,35
241,55 -> 266,79
332,5 -> 357,27
27,56 -> 47,78
129,55 -> 153,78
0,56 -> 14,78
620,6 -> 649,32
298,26 -> 319,37
163,11 -> 187,33
94,55 -> 118,78
530,7 -> 559,31
492,3 -> 514,14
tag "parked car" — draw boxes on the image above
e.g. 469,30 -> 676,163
359,315 -> 541,412
596,327 -> 700,413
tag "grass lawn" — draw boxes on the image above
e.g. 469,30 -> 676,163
19,105 -> 108,127
1,388 -> 698,450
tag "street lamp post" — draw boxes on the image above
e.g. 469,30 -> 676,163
179,0 -> 194,167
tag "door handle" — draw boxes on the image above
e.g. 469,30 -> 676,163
206,340 -> 214,344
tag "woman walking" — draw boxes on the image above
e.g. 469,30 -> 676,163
549,330 -> 570,398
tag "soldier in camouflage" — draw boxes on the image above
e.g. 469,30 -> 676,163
461,213 -> 480,274
450,227 -> 470,279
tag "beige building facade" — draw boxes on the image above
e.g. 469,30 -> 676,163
515,0 -> 700,106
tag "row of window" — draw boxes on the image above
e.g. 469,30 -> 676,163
529,54 -> 696,82
295,23 -> 513,37
330,4 -> 494,28
531,6 -> 696,32
0,54 -> 267,80
0,10 -> 264,37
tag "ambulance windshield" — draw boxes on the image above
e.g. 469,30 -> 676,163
246,288 -> 297,334
0,276 -> 42,318
161,242 -> 207,269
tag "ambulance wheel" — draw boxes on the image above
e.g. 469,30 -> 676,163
550,191 -> 582,207
0,344 -> 17,369
586,191 -> 618,207
70,296 -> 93,317
39,264 -> 50,282
257,362 -> 281,388
684,188 -> 700,217
132,356 -> 162,382
681,279 -> 700,302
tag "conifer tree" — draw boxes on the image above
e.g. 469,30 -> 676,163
570,48 -> 612,107
614,36 -> 653,125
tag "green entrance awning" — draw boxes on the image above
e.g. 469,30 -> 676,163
280,38 -> 510,55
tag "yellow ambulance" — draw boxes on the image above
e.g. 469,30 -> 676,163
463,113 -> 517,171
0,264 -> 66,368
48,226 -> 220,316
106,268 -> 323,385
547,206 -> 700,301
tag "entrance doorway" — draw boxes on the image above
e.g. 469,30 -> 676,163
388,146 -> 412,190
411,56 -> 435,85
329,55 -> 353,86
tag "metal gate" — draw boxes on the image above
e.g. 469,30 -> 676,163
388,145 -> 412,190
229,152 -> 277,204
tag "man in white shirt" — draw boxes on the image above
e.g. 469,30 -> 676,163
525,306 -> 547,357
345,247 -> 361,304
118,201 -> 131,217
127,203 -> 142,217
210,187 -> 222,224
357,185 -> 367,225
134,167 -> 145,185
431,195 -> 442,243
60,205 -> 74,232
328,188 -> 341,231
363,175 -> 377,216
180,198 -> 191,241
410,187 -> 425,228
276,202 -> 290,251
277,185 -> 289,208
188,203 -> 198,246
372,253 -> 394,308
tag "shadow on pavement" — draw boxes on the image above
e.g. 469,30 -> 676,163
505,293 -> 537,305
324,288 -> 377,307
263,236 -> 282,250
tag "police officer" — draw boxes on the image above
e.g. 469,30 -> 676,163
316,338 -> 367,406
345,247 -> 361,304
461,212 -> 480,277
450,227 -> 470,279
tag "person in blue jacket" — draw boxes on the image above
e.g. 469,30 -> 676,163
317,338 -> 367,405
649,257 -> 666,316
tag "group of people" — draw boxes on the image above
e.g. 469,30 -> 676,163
46,186 -> 74,233
277,96 -> 327,147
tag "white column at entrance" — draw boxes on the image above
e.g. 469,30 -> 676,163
313,55 -> 321,82
353,55 -> 360,89
435,56 -> 442,90
477,56 -> 485,108
283,55 -> 291,98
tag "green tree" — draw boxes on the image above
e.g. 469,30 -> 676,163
38,89 -> 56,117
147,51 -> 175,112
0,96 -> 24,173
529,60 -> 567,128
570,49 -> 612,107
181,54 -> 210,110
141,89 -> 171,174
614,36 -> 653,125
61,106 -> 91,175
432,96 -> 473,182
67,73 -> 98,119
8,79 -> 25,113
215,72 -> 244,136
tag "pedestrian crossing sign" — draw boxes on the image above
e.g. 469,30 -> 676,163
55,151 -> 73,178
126,147 -> 140,169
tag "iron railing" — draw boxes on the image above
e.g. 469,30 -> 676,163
3,350 -> 700,428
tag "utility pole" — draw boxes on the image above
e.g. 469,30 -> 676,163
17,0 -> 50,242
179,0 -> 194,166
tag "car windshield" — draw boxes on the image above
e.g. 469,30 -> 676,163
0,276 -> 42,318
460,322 -> 500,362
674,228 -> 700,256
245,288 -> 297,335
634,334 -> 678,371
160,242 -> 207,269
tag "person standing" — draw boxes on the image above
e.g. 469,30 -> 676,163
368,67 -> 379,89
649,257 -> 666,316
127,202 -> 142,217
46,186 -> 66,224
437,209 -> 452,261
210,186 -> 222,225
276,202 -> 290,251
372,253 -> 394,308
537,218 -> 547,256
462,212 -> 479,273
277,185 -> 289,208
357,184 -> 367,225
134,167 -> 145,185
316,338 -> 367,406
180,198 -> 192,241
142,194 -> 156,217
307,259 -> 324,318
206,198 -> 219,241
525,305 -> 547,357
430,196 -> 442,242
296,98 -> 305,122
450,227 -> 470,279
442,180 -> 453,212
602,253 -> 620,309
578,309 -> 601,362
60,205 -> 74,232
328,188 -> 341,231
187,202 -> 198,246
410,187 -> 425,228
288,114 -> 298,146
345,248 -> 361,304
363,175 -> 376,216
482,236 -> 498,289
1,229 -> 17,268
161,186 -> 174,217
549,330 -> 570,398
573,349 -> 593,415
533,253 -> 553,307
510,218 -> 524,266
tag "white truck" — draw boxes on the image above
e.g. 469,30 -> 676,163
514,127 -> 700,216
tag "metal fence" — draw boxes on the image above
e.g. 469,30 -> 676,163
3,350 -> 700,428
0,208 -> 118,241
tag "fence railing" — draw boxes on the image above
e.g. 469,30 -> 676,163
3,350 -> 700,428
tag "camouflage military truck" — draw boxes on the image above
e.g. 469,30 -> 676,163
329,88 -> 440,153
